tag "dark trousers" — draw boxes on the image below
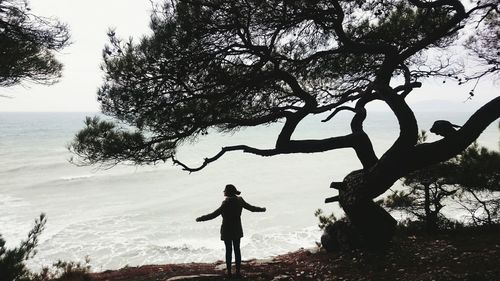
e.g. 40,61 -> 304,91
224,238 -> 241,274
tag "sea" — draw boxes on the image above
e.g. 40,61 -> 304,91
0,111 -> 498,271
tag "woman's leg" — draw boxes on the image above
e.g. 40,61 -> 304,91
224,239 -> 233,276
233,238 -> 241,275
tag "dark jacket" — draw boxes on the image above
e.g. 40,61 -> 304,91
198,196 -> 265,240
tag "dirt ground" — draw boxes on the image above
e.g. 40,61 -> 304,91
90,230 -> 500,281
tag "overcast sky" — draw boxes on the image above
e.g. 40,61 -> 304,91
0,0 -> 498,113
0,0 -> 152,112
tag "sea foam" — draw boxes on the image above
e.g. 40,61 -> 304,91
1,112 -> 498,271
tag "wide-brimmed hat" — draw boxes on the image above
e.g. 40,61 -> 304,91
224,184 -> 241,195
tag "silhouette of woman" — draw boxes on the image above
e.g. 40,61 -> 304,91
196,184 -> 266,278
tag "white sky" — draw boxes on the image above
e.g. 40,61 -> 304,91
0,0 -> 152,112
0,0 -> 498,112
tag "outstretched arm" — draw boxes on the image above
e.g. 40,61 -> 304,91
196,205 -> 223,221
241,198 -> 266,212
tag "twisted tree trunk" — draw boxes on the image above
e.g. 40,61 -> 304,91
322,96 -> 500,251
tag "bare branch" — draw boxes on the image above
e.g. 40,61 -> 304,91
313,92 -> 363,114
171,132 -> 374,172
395,63 -> 423,98
322,106 -> 356,122
320,90 -> 379,169
330,181 -> 346,190
380,89 -> 419,154
325,196 -> 339,203
395,82 -> 423,98
171,145 -> 279,172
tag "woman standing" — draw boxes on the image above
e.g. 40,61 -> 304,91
196,184 -> 266,278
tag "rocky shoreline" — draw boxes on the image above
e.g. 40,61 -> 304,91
90,231 -> 500,281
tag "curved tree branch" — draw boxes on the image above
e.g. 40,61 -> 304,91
171,131 -> 376,172
275,111 -> 308,148
395,82 -> 423,98
346,93 -> 380,169
409,95 -> 500,171
171,145 -> 279,172
396,63 -> 423,98
322,106 -> 356,122
313,91 -> 363,114
321,90 -> 380,169
380,89 -> 419,154
275,69 -> 317,107
401,0 -> 466,62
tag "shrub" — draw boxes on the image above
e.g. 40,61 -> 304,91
314,209 -> 338,230
0,214 -> 91,281
0,214 -> 46,281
